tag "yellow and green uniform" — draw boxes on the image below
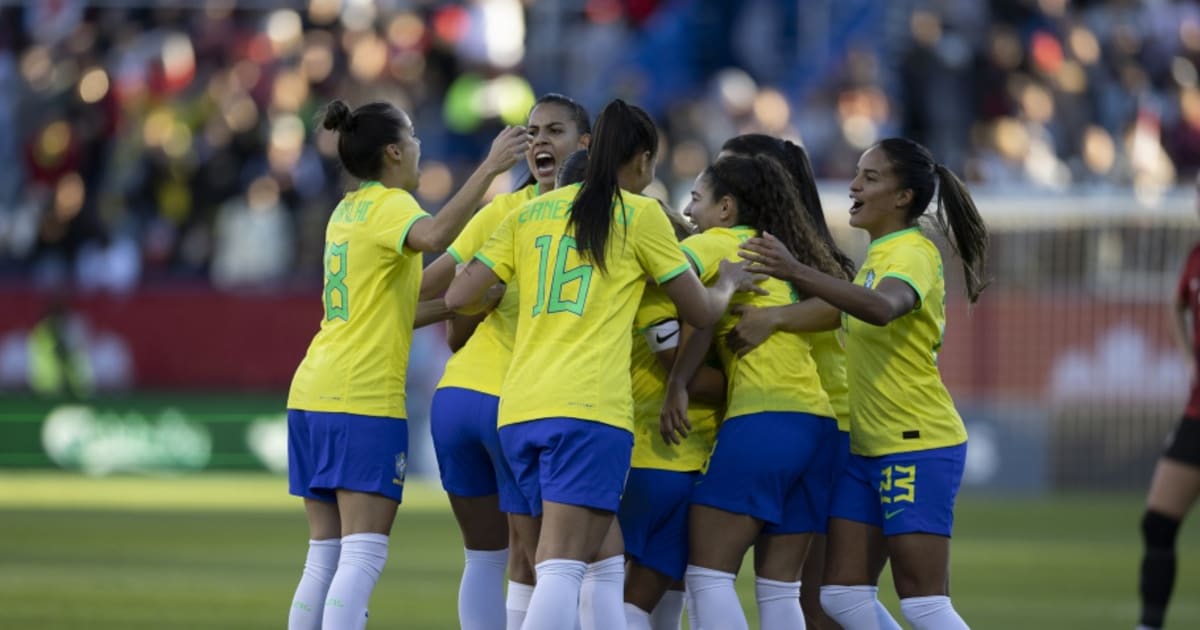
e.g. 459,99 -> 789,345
288,181 -> 430,418
680,226 -> 833,420
811,329 -> 850,432
843,227 -> 966,456
629,286 -> 721,472
475,186 -> 691,431
437,183 -> 542,395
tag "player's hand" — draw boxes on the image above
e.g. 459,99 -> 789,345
660,379 -> 692,446
482,126 -> 534,176
740,231 -> 808,284
725,304 -> 776,357
716,259 -> 769,296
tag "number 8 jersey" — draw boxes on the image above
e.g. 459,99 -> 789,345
288,181 -> 431,418
475,185 -> 691,432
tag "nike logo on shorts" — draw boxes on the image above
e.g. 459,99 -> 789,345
656,329 -> 679,343
884,508 -> 905,520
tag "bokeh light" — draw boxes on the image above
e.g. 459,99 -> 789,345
715,69 -> 757,116
1069,27 -> 1100,65
54,173 -> 85,222
308,0 -> 341,26
910,11 -> 941,47
417,161 -> 454,204
341,0 -> 377,33
753,89 -> 790,132
266,10 -> 304,57
348,34 -> 388,81
388,13 -> 426,49
670,140 -> 709,178
301,32 -> 336,84
247,176 -> 281,211
1172,57 -> 1198,89
1082,125 -> 1116,174
78,67 -> 110,104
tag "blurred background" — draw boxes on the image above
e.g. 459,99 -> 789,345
1,1 -> 1199,627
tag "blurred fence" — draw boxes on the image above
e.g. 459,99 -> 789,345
0,188 -> 1196,493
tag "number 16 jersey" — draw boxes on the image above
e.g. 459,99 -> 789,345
288,181 -> 430,418
475,185 -> 691,432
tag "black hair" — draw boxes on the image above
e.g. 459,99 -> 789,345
704,155 -> 846,281
721,134 -> 856,279
568,99 -> 657,272
321,100 -> 408,181
556,149 -> 589,188
876,138 -> 990,302
519,93 -> 592,189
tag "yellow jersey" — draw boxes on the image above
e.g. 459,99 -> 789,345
811,329 -> 850,432
288,181 -> 431,418
680,226 -> 833,420
844,227 -> 966,456
475,185 -> 691,431
629,285 -> 721,471
437,184 -> 543,395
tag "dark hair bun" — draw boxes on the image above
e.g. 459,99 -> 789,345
322,100 -> 352,132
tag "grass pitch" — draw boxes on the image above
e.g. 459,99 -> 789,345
1,472 -> 1198,629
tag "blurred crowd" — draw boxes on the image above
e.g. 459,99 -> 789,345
0,0 -> 1198,292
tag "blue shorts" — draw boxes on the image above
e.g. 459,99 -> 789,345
287,409 -> 408,503
829,442 -> 967,537
430,387 -> 529,514
691,412 -> 840,534
618,468 -> 697,580
499,418 -> 633,518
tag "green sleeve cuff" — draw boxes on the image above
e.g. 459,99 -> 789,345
474,252 -> 497,270
880,272 -> 925,308
396,213 -> 432,254
679,246 -> 705,278
447,246 -> 465,264
656,263 -> 691,285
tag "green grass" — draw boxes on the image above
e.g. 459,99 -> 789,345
1,472 -> 1198,629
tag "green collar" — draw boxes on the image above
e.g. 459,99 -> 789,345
869,226 -> 920,249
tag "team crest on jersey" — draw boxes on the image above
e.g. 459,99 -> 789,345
393,452 -> 407,486
864,269 -> 876,289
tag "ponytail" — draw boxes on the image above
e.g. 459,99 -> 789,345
933,164 -> 990,303
569,99 -> 657,272
876,137 -> 990,303
721,133 -> 857,280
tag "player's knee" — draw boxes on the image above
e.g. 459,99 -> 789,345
1142,510 -> 1181,550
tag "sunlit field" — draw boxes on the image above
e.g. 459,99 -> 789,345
2,472 -> 1198,629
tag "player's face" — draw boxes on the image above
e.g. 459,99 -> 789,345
848,146 -> 901,231
393,114 -> 422,191
684,172 -> 726,232
527,103 -> 587,189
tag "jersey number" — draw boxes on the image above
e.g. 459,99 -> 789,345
880,464 -> 916,504
324,241 -> 349,321
531,234 -> 593,317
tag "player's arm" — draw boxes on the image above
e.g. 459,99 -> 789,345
414,298 -> 454,328
420,253 -> 457,300
646,320 -> 726,407
661,260 -> 766,329
445,259 -> 502,315
741,232 -> 915,326
406,127 -> 531,253
660,323 -> 716,445
725,298 -> 840,357
445,283 -> 506,350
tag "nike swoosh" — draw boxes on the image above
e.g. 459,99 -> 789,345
656,330 -> 680,343
884,508 -> 905,520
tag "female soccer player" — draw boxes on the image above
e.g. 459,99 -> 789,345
284,99 -> 530,630
619,202 -> 725,630
718,134 -> 857,629
665,154 -> 847,630
418,94 -> 591,630
1136,175 -> 1200,630
445,99 -> 759,630
740,137 -> 989,630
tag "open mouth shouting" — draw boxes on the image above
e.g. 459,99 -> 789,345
533,150 -> 556,180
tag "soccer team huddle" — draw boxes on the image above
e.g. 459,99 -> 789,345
283,93 -> 990,630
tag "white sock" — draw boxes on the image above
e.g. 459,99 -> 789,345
625,602 -> 653,630
322,533 -> 389,630
756,577 -> 804,630
685,586 -> 703,630
579,556 -> 625,630
685,565 -> 748,630
899,595 -> 969,630
650,590 -> 685,630
524,559 -> 587,630
288,538 -> 341,630
820,585 -> 902,630
506,581 -> 534,630
459,548 -> 509,630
